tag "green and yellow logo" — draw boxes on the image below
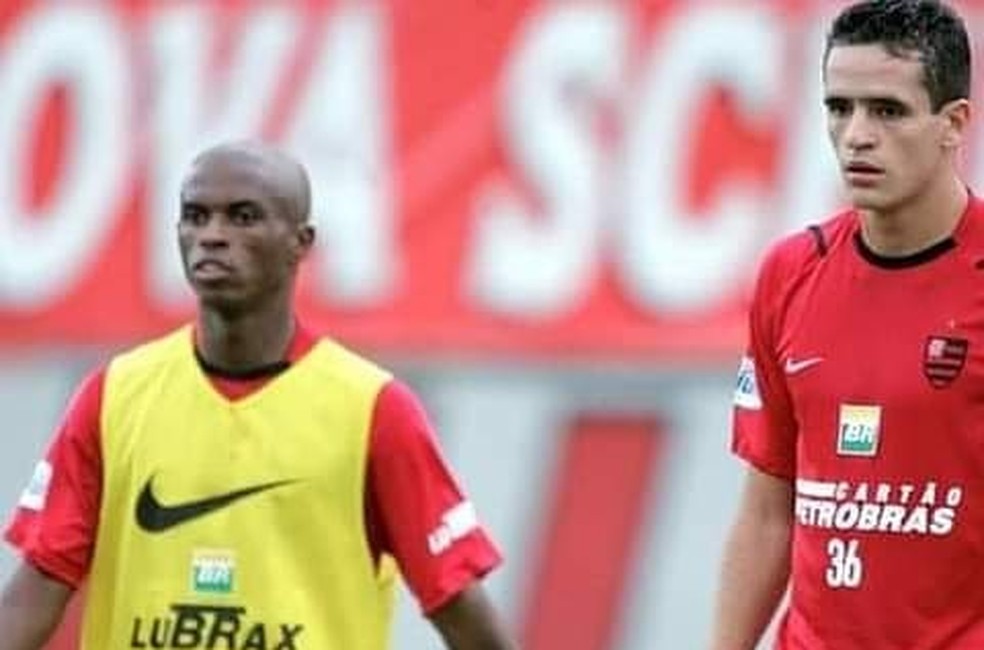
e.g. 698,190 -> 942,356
837,404 -> 881,457
191,550 -> 235,594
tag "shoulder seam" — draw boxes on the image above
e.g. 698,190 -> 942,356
807,224 -> 828,257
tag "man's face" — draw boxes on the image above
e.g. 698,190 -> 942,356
824,44 -> 958,212
178,158 -> 306,312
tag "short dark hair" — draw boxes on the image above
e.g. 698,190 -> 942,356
824,0 -> 971,111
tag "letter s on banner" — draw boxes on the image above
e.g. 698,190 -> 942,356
467,5 -> 625,319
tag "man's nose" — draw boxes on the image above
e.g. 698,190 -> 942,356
843,110 -> 877,151
198,215 -> 230,248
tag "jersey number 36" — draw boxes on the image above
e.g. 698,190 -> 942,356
825,538 -> 863,588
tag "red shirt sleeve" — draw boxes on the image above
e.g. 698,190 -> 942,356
4,368 -> 105,588
731,242 -> 799,479
365,379 -> 502,614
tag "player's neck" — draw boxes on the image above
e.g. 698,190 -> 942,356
858,174 -> 968,257
195,298 -> 296,373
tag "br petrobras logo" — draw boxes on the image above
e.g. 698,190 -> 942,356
192,549 -> 235,595
924,336 -> 969,388
836,404 -> 881,457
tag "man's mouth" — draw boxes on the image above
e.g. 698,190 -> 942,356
844,162 -> 884,186
192,259 -> 234,280
845,161 -> 884,174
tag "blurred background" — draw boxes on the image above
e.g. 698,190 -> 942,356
2,1 -> 984,648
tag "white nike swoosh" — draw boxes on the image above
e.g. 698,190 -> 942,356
784,357 -> 824,375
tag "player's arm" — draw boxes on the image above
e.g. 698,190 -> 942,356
429,582 -> 517,650
0,368 -> 105,648
710,244 -> 798,649
366,379 -> 516,649
0,562 -> 73,650
709,467 -> 793,650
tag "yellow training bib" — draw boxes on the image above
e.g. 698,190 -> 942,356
84,326 -> 397,649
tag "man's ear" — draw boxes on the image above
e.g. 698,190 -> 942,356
292,224 -> 316,261
941,98 -> 971,149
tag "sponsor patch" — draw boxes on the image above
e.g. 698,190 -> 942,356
131,603 -> 303,649
191,549 -> 235,594
18,460 -> 52,511
733,355 -> 762,410
836,404 -> 881,457
428,501 -> 478,556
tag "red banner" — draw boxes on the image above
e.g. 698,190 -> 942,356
1,0 -> 983,360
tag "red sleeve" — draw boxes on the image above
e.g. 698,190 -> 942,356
366,379 -> 502,614
4,367 -> 105,588
731,243 -> 798,479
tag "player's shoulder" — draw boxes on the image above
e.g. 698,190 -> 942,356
106,325 -> 192,378
305,334 -> 394,393
757,209 -> 855,282
764,209 -> 854,267
63,364 -> 111,421
958,192 -> 984,248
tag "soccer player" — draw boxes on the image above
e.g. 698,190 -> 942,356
710,1 -> 982,648
0,141 -> 516,649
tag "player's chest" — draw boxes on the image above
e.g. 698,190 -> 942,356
778,262 -> 984,461
114,382 -> 368,492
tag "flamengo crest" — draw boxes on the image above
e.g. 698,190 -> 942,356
924,336 -> 969,388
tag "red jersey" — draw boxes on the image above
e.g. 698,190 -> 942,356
5,323 -> 501,614
733,196 -> 984,649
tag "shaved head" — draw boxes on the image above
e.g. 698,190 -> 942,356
185,140 -> 311,223
178,140 -> 316,317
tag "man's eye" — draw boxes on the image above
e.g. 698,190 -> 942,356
824,100 -> 851,117
231,206 -> 260,224
874,104 -> 904,119
181,207 -> 207,224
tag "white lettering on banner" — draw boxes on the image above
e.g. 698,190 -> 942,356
3,4 -> 984,326
468,6 -> 625,318
0,7 -> 127,308
617,6 -> 780,312
147,6 -> 301,305
285,5 -> 394,306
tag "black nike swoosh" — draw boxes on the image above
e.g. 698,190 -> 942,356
135,476 -> 298,533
